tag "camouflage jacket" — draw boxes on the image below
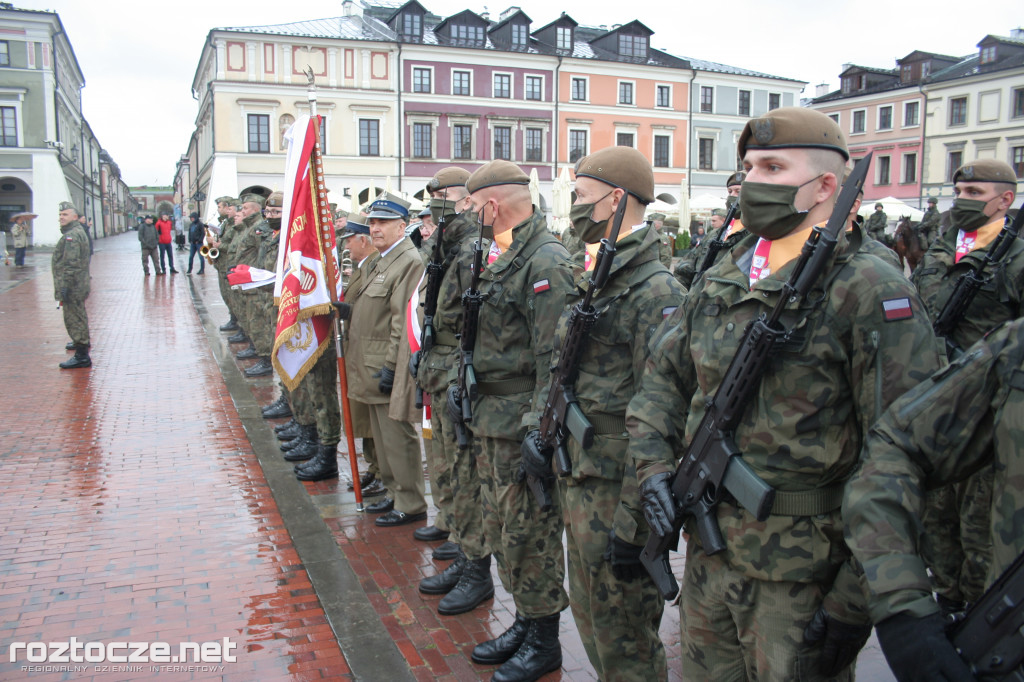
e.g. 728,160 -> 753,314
471,208 -> 574,441
556,225 -> 687,545
243,227 -> 279,300
911,219 -> 1024,353
213,217 -> 238,273
626,226 -> 943,620
232,214 -> 266,268
864,210 -> 888,242
416,210 -> 484,396
52,223 -> 91,302
844,318 -> 1024,623
674,222 -> 745,289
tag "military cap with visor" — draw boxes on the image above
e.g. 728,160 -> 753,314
340,219 -> 371,239
738,107 -> 849,161
952,159 -> 1018,185
466,160 -> 530,194
366,191 -> 411,220
574,146 -> 656,204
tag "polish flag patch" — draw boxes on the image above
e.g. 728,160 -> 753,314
533,279 -> 550,294
662,306 -> 678,318
882,297 -> 913,322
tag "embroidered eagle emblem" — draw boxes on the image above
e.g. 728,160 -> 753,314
753,119 -> 774,144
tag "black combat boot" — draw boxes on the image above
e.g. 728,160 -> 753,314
262,395 -> 292,419
244,357 -> 273,377
280,422 -> 314,448
274,417 -> 297,433
59,345 -> 92,369
227,331 -> 247,344
491,613 -> 562,682
65,341 -> 76,351
419,549 -> 466,595
294,443 -> 338,481
236,343 -> 258,360
219,315 -> 239,332
276,421 -> 302,441
471,611 -> 532,665
438,555 -> 494,615
282,425 -> 318,461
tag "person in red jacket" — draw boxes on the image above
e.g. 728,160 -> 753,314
155,213 -> 178,274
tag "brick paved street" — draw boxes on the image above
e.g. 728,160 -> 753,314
0,232 -> 894,681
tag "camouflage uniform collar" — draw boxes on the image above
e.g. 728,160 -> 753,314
573,224 -> 659,293
486,209 -> 548,273
442,210 -> 480,253
241,213 -> 265,229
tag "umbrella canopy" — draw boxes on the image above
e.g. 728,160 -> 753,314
551,166 -> 572,237
690,194 -> 726,211
529,168 -> 540,209
678,181 -> 690,232
10,212 -> 37,222
857,196 -> 925,222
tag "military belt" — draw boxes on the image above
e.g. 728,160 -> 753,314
477,376 -> 535,396
588,414 -> 626,435
769,483 -> 844,517
434,331 -> 459,348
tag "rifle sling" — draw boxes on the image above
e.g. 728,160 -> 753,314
434,331 -> 459,348
477,376 -> 535,395
769,483 -> 844,516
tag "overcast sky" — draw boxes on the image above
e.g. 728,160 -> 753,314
14,0 -> 1023,186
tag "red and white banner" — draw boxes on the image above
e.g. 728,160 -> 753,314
405,271 -> 425,353
227,264 -> 276,290
271,115 -> 337,390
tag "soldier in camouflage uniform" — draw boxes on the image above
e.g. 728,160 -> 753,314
520,146 -> 686,681
863,201 -> 889,246
910,159 -> 1022,615
230,194 -> 268,367
916,196 -> 942,248
628,108 -> 944,681
413,169 -> 498,614
463,160 -> 573,682
210,197 -> 241,333
53,201 -> 92,369
842,316 -> 1024,682
674,171 -> 746,288
238,193 -> 280,378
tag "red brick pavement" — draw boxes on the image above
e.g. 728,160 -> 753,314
0,233 -> 895,682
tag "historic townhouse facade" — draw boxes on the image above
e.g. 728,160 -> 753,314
809,32 -> 1024,211
182,0 -> 801,217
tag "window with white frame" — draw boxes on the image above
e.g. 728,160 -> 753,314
656,85 -> 671,108
511,24 -> 527,47
616,132 -> 634,148
247,114 -> 270,153
852,109 -> 866,134
525,128 -> 543,162
525,76 -> 542,101
878,105 -> 893,130
413,67 -> 431,93
412,122 -> 432,158
877,155 -> 891,184
556,26 -> 572,51
493,73 -> 511,99
493,126 -> 512,160
452,123 -> 473,159
571,77 -> 587,101
902,153 -> 917,184
0,42 -> 9,67
453,70 -> 471,96
700,86 -> 713,113
359,119 -> 379,156
0,106 -> 16,146
698,138 -> 714,170
569,129 -> 588,163
618,81 -> 634,105
653,135 -> 670,168
738,90 -> 751,117
904,101 -> 920,127
768,93 -> 781,110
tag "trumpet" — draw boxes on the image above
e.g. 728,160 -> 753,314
200,227 -> 220,264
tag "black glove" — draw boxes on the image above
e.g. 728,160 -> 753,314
517,429 -> 553,483
638,472 -> 675,538
408,349 -> 421,379
875,611 -> 975,682
376,366 -> 395,394
802,607 -> 872,677
60,287 -> 69,301
603,530 -> 645,582
332,300 -> 351,320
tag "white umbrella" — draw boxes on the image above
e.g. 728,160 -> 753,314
551,166 -> 572,237
690,194 -> 726,211
857,196 -> 925,222
529,168 -> 540,209
678,181 -> 691,234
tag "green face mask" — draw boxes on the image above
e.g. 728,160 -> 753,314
950,198 -> 993,232
739,175 -> 822,240
725,194 -> 741,219
569,190 -> 614,243
429,197 -> 458,227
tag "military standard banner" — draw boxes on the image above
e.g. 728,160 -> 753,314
271,115 -> 335,390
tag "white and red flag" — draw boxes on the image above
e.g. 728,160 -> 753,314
271,115 -> 337,390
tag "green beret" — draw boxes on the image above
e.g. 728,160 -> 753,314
58,201 -> 79,214
927,197 -> 938,204
266,191 -> 284,208
427,167 -> 471,192
711,208 -> 728,218
953,159 -> 1017,185
240,193 -> 266,209
335,209 -> 350,220
574,146 -> 655,204
466,160 -> 530,194
726,171 -> 746,187
216,196 -> 237,206
648,212 -> 666,221
738,107 -> 849,161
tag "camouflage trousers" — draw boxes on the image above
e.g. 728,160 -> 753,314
559,477 -> 666,682
246,291 -> 275,356
293,349 -> 340,445
921,462 -> 994,604
367,403 -> 426,515
476,436 -> 568,618
680,546 -> 853,682
62,299 -> 90,346
438,404 -> 486,559
425,392 -> 456,535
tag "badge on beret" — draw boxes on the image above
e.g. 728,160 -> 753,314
960,165 -> 975,180
753,119 -> 774,144
427,178 -> 440,191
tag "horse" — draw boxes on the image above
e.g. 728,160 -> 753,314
893,215 -> 926,273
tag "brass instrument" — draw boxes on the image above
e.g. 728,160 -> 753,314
200,227 -> 220,264
340,247 -> 353,289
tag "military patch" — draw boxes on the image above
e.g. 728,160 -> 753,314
753,118 -> 774,144
882,297 -> 913,321
662,306 -> 678,318
532,279 -> 550,293
960,165 -> 974,180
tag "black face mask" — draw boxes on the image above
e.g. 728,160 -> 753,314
739,174 -> 823,240
267,217 -> 281,231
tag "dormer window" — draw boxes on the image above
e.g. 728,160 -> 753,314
511,24 -> 527,47
981,45 -> 996,64
402,13 -> 421,39
452,24 -> 484,44
556,26 -> 572,51
618,33 -> 646,58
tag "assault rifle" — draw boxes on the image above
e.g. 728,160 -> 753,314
524,195 -> 629,511
951,548 -> 1024,680
640,152 -> 874,601
933,206 -> 1023,359
415,191 -> 451,409
446,214 -> 485,450
695,203 -> 739,280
